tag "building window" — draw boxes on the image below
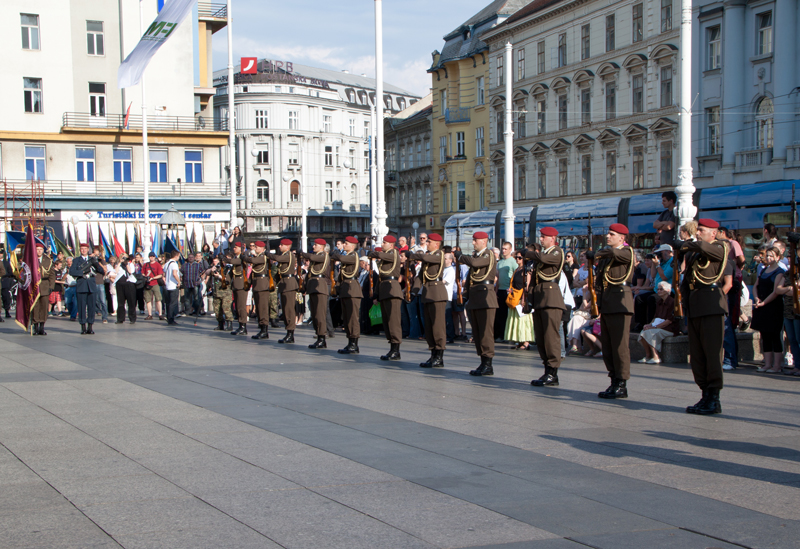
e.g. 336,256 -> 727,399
256,145 -> 269,164
580,155 -> 591,194
581,24 -> 590,60
449,182 -> 455,212
632,74 -> 644,113
364,120 -> 370,139
756,97 -> 774,149
323,114 -> 332,133
707,106 -> 720,155
558,94 -> 567,130
425,140 -> 431,164
87,21 -> 104,55
351,183 -> 358,204
536,98 -> 546,134
21,14 -> 40,50
25,146 -> 45,181
497,55 -> 504,87
475,127 -> 484,157
478,182 -> 484,209
440,185 -> 448,213
457,182 -> 465,211
275,86 -> 281,93
660,65 -> 672,107
254,217 -> 271,232
349,118 -> 356,136
537,40 -> 545,74
255,109 -> 268,129
606,14 -> 615,52
149,150 -> 167,182
325,146 -> 333,167
334,146 -> 340,167
606,151 -> 616,192
426,186 -> 432,213
351,148 -> 357,170
439,136 -> 447,164
89,82 -> 106,117
537,162 -> 546,198
632,146 -> 644,189
414,187 -> 421,213
757,12 -> 773,55
184,150 -> 202,183
707,26 -> 721,70
76,147 -> 95,182
517,106 -> 526,138
288,144 -> 299,165
517,49 -> 525,81
632,4 -> 643,43
288,111 -> 298,130
496,110 -> 504,143
291,217 -> 303,231
660,142 -> 672,187
476,76 -> 485,105
364,149 -> 369,172
257,180 -> 270,202
558,33 -> 567,67
496,167 -> 504,203
290,180 -> 300,202
23,77 -> 42,113
516,165 -> 526,200
113,148 -> 132,182
661,0 -> 672,32
456,132 -> 465,156
400,146 -> 406,170
440,89 -> 447,114
325,181 -> 333,203
581,88 -> 591,125
558,158 -> 568,196
605,82 -> 616,119
407,145 -> 414,169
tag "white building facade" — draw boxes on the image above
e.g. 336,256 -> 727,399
214,61 -> 420,242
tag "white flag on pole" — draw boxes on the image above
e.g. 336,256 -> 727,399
118,0 -> 198,89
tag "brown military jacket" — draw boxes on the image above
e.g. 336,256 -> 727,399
409,250 -> 448,303
370,249 -> 403,301
266,251 -> 299,293
0,261 -> 5,278
524,246 -> 566,310
331,251 -> 362,299
460,247 -> 498,310
38,255 -> 56,296
244,253 -> 271,292
226,254 -> 247,291
300,251 -> 331,295
594,246 -> 634,315
680,239 -> 731,318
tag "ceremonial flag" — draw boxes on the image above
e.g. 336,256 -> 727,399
125,225 -> 130,254
16,224 -> 41,333
98,226 -> 112,259
188,227 -> 196,254
52,231 -> 71,258
132,225 -> 140,254
5,231 -> 25,253
45,227 -> 58,255
113,231 -> 125,258
86,225 -> 95,249
66,226 -> 75,255
117,0 -> 198,89
152,225 -> 160,257
123,102 -> 132,129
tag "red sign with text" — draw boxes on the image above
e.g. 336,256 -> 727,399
240,57 -> 258,74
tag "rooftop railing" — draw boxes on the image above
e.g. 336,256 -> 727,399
62,112 -> 227,132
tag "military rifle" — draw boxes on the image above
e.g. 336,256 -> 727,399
586,213 -> 599,318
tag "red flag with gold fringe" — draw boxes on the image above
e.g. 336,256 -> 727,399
16,224 -> 41,333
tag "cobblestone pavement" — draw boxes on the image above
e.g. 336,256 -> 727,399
1,316 -> 799,548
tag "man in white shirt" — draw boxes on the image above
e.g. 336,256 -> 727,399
443,253 -> 456,343
163,251 -> 181,325
558,271 -> 576,358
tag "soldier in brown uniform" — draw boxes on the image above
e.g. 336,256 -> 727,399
244,240 -> 271,340
227,242 -> 249,335
680,218 -> 732,415
300,238 -> 331,349
369,235 -> 403,360
588,223 -> 635,399
459,231 -> 498,376
267,238 -> 299,344
523,227 -> 566,386
331,236 -> 362,354
409,233 -> 448,368
32,244 -> 56,335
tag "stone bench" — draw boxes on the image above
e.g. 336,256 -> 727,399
629,331 -> 762,364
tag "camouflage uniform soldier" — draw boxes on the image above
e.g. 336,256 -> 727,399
209,258 -> 233,331
269,260 -> 279,327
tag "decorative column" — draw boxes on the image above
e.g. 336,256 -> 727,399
721,0 -> 746,168
676,0 -> 697,228
772,0 -> 796,161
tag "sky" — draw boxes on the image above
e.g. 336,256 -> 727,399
211,0 -> 499,98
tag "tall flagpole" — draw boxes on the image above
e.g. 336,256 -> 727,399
503,42 -> 515,245
676,0 -> 696,228
373,0 -> 388,244
227,0 -> 237,226
140,0 -> 151,254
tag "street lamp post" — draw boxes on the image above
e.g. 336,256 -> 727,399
676,0 -> 697,228
373,0 -> 388,244
503,42 -> 515,246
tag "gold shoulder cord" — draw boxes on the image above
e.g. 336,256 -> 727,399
536,246 -> 564,284
423,251 -> 445,281
692,241 -> 728,287
252,253 -> 266,274
603,247 -> 635,288
279,251 -> 291,275
233,255 -> 243,276
310,252 -> 329,276
342,252 -> 358,279
470,249 -> 495,283
378,249 -> 398,275
41,257 -> 52,275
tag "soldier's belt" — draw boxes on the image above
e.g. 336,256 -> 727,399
252,274 -> 268,278
310,274 -> 325,278
693,282 -> 719,289
381,276 -> 398,281
473,280 -> 493,285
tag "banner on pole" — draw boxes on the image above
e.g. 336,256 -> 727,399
117,0 -> 198,89
16,225 -> 41,332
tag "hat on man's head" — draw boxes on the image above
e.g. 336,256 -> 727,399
35,243 -> 45,250
314,238 -> 327,246
149,252 -> 156,257
654,244 -> 673,253
383,235 -> 396,243
345,236 -> 359,244
540,227 -> 558,237
609,223 -> 629,235
428,233 -> 443,242
233,241 -> 243,248
473,231 -> 489,240
698,218 -> 719,229
254,241 -> 266,248
280,239 -> 292,246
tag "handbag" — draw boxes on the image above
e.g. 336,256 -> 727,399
506,286 -> 524,308
368,303 -> 383,326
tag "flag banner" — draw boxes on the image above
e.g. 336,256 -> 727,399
66,226 -> 75,255
86,225 -> 95,249
53,233 -> 71,258
188,226 -> 196,254
125,225 -> 131,254
132,225 -> 140,254
124,102 -> 132,129
117,0 -> 198,89
16,225 -> 41,333
152,226 -> 160,257
45,228 -> 58,255
98,226 -> 112,260
5,231 -> 25,253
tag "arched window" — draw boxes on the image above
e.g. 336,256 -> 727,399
365,185 -> 370,206
257,180 -> 269,202
400,190 -> 406,215
290,180 -> 300,202
350,183 -> 357,204
416,188 -> 422,215
756,97 -> 774,149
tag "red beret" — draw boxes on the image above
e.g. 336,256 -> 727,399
35,243 -> 45,250
609,223 -> 629,235
383,235 -> 396,243
428,233 -> 443,242
473,231 -> 489,240
254,241 -> 266,247
698,218 -> 719,229
540,227 -> 558,237
345,236 -> 359,244
314,238 -> 327,246
233,241 -> 243,248
280,239 -> 292,246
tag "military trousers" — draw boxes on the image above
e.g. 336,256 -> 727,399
213,290 -> 233,322
341,297 -> 361,339
253,290 -> 270,326
32,295 -> 50,324
599,313 -> 631,381
688,315 -> 725,391
233,289 -> 248,324
533,308 -> 563,369
381,298 -> 402,344
309,293 -> 328,337
467,307 -> 496,358
423,301 -> 447,351
280,291 -> 297,330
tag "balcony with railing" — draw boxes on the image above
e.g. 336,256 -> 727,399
62,112 -> 228,133
198,3 -> 227,19
6,179 -> 234,198
734,147 -> 772,172
444,107 -> 470,124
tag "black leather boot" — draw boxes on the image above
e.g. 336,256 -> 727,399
225,321 -> 233,332
86,324 -> 95,335
270,319 -> 280,328
598,379 -> 627,399
213,320 -> 226,331
381,343 -> 401,361
686,390 -> 708,414
80,323 -> 87,335
532,366 -> 559,386
252,325 -> 269,340
695,388 -> 721,415
420,350 -> 435,368
338,338 -> 359,354
232,323 -> 247,335
38,323 -> 47,336
31,323 -> 39,335
278,330 -> 295,344
430,349 -> 444,368
308,336 -> 327,349
470,356 -> 494,376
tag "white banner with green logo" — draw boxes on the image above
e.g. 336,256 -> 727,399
118,0 -> 197,89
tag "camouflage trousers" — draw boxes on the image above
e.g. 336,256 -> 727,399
213,289 -> 233,322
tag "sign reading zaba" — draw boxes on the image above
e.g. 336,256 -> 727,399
241,57 -> 258,74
